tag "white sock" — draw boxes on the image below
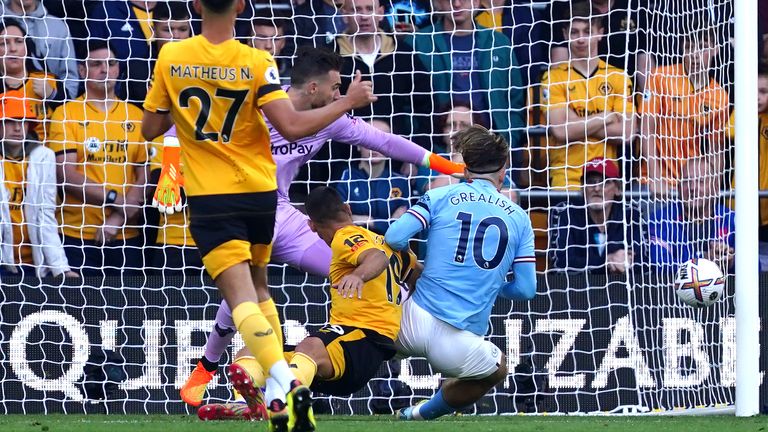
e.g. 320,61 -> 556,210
269,360 -> 297,393
411,403 -> 424,420
265,377 -> 286,406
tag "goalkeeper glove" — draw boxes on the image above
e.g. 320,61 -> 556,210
423,152 -> 466,178
152,136 -> 185,215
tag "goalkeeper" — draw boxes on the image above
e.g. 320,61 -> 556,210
385,126 -> 537,421
199,186 -> 420,420
173,47 -> 464,407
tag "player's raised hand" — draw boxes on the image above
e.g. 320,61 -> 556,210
345,70 -> 377,109
153,137 -> 185,215
333,274 -> 364,299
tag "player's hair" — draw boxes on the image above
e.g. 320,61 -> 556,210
290,47 -> 342,87
569,2 -> 603,30
200,0 -> 236,14
305,186 -> 348,224
759,63 -> 768,78
153,1 -> 191,21
452,125 -> 509,174
680,15 -> 718,50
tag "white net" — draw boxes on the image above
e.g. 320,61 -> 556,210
0,0 -> 753,416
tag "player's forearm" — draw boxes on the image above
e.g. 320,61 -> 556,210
551,112 -> 605,142
123,166 -> 148,220
499,262 -> 537,301
352,250 -> 389,282
59,167 -> 111,205
141,110 -> 174,141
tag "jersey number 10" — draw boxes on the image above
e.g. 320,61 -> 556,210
454,211 -> 509,270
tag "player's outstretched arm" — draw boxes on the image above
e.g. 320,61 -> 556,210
262,70 -> 376,142
335,118 -> 465,177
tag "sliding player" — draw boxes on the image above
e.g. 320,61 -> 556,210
180,47 -> 463,407
385,125 -> 537,420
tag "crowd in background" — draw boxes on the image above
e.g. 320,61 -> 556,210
0,0 -> 761,280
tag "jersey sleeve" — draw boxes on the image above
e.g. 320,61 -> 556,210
610,71 -> 635,115
384,192 -> 431,251
144,54 -> 171,113
540,70 -> 568,111
333,228 -> 379,267
47,105 -> 76,156
254,51 -> 288,107
512,213 -> 536,266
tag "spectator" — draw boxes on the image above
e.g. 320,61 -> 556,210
549,157 -> 643,274
333,0 -> 432,148
384,0 -> 431,34
550,0 -> 652,92
335,119 -> 411,234
640,26 -> 729,196
409,0 -> 525,181
648,157 -> 735,272
48,40 -> 149,276
0,0 -> 78,99
124,1 -> 191,105
475,0 -> 549,87
0,18 -> 60,140
248,11 -> 290,78
87,1 -> 157,95
144,126 -> 203,277
0,90 -> 74,277
293,0 -> 346,47
540,2 -> 635,190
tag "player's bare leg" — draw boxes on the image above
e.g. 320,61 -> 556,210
398,355 -> 508,420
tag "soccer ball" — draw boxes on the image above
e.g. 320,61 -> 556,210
674,258 -> 725,307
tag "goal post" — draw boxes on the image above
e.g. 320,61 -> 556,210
733,0 -> 761,418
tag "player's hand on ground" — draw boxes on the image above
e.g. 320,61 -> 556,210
334,274 -> 364,299
345,70 -> 377,109
153,168 -> 185,215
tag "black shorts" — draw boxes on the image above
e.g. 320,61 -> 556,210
187,191 -> 277,278
308,325 -> 396,397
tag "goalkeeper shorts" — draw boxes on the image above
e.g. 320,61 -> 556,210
188,191 -> 277,279
304,324 -> 396,397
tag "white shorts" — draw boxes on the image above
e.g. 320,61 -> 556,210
395,298 -> 503,380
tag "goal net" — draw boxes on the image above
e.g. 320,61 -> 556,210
0,0 -> 757,416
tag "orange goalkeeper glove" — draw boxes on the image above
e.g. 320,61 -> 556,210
424,152 -> 465,178
152,136 -> 185,215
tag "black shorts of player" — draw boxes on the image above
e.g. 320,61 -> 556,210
309,324 -> 397,397
187,191 -> 277,258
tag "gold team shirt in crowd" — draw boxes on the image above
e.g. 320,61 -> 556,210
2,72 -> 58,141
131,5 -> 154,43
640,63 -> 729,184
144,36 -> 289,196
329,225 -> 417,341
149,142 -> 195,246
540,59 -> 635,189
48,97 -> 149,240
2,156 -> 33,264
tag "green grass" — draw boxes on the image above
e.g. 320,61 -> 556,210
0,414 -> 765,432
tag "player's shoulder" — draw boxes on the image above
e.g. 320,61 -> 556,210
541,63 -> 570,83
53,95 -> 86,118
601,60 -> 630,79
332,224 -> 382,252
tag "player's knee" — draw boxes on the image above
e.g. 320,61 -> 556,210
295,336 -> 332,379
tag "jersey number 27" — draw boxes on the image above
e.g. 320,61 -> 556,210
178,87 -> 249,143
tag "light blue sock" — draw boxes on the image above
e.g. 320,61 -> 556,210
413,389 -> 456,420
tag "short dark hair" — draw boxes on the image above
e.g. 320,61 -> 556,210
305,186 -> 347,224
759,64 -> 768,78
153,1 -> 191,21
452,125 -> 509,174
290,47 -> 342,87
251,9 -> 288,33
569,2 -> 603,30
200,0 -> 236,13
79,39 -> 115,61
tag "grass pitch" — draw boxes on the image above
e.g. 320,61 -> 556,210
1,414 -> 765,432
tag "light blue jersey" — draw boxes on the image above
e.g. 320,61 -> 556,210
386,179 -> 536,336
